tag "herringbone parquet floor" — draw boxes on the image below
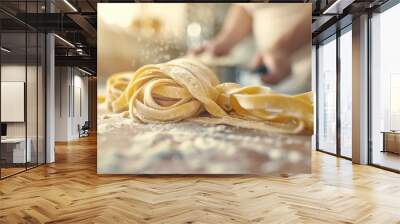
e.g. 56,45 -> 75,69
1,135 -> 400,224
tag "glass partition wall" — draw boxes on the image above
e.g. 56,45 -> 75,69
370,2 -> 400,172
316,26 -> 352,159
0,30 -> 27,177
0,2 -> 46,179
315,0 -> 400,172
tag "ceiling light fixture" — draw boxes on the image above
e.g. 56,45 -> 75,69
1,47 -> 11,53
54,34 -> 75,48
63,0 -> 78,12
323,0 -> 354,15
76,48 -> 85,55
78,67 -> 93,76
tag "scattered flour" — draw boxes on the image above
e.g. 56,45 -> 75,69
97,112 -> 311,174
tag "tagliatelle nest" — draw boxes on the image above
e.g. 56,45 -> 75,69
102,58 -> 314,134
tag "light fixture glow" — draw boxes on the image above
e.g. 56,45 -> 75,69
323,0 -> 354,15
63,0 -> 78,12
99,4 -> 138,28
1,47 -> 11,53
54,34 -> 75,48
78,67 -> 93,76
323,0 -> 341,14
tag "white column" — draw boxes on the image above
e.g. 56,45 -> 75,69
46,33 -> 55,163
45,0 -> 56,163
54,67 -> 73,141
311,45 -> 317,150
352,14 -> 369,164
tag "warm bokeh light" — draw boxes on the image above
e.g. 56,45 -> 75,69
187,22 -> 202,38
98,3 -> 139,28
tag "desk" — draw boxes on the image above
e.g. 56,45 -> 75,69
1,138 -> 31,163
382,131 -> 400,154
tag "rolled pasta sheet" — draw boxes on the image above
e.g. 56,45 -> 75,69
106,58 -> 314,134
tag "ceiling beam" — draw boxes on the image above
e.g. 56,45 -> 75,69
67,13 -> 97,38
55,55 -> 96,72
14,13 -> 82,32
322,0 -> 356,15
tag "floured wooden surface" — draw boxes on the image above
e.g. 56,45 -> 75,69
97,111 -> 311,175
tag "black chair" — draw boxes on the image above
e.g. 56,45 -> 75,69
79,121 -> 90,138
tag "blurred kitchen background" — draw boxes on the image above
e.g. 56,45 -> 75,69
97,3 -> 310,96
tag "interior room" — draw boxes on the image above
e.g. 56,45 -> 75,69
1,0 -> 400,223
0,19 -> 46,178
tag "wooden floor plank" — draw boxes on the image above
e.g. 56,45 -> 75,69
0,135 -> 400,223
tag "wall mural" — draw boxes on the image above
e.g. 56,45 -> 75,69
97,3 -> 313,174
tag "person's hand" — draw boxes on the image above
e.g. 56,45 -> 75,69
189,39 -> 232,57
250,50 -> 292,85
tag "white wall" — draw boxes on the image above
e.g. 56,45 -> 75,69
71,73 -> 89,138
1,65 -> 26,144
1,65 -> 33,138
55,67 -> 89,141
55,67 -> 69,141
1,64 -> 47,164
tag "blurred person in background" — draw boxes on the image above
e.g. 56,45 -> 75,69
191,3 -> 311,94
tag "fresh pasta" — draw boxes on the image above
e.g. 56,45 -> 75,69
105,72 -> 131,112
105,58 -> 313,134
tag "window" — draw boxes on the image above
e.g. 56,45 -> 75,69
339,28 -> 352,158
317,36 -> 337,154
370,3 -> 400,171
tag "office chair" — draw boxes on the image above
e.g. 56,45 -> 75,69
79,121 -> 90,138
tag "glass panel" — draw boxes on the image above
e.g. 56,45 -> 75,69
27,31 -> 38,169
0,1 -> 46,178
317,37 -> 337,154
371,4 -> 400,171
1,31 -> 27,177
26,0 -> 39,170
339,29 -> 352,158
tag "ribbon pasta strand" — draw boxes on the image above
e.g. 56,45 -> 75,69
105,58 -> 313,134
